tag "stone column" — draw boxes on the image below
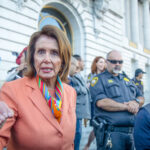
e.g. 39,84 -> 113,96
143,0 -> 150,49
130,0 -> 140,43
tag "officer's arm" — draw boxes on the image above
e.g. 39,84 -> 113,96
135,86 -> 145,107
125,86 -> 144,114
90,76 -> 128,111
96,98 -> 128,111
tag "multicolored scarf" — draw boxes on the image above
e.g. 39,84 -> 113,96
36,76 -> 63,123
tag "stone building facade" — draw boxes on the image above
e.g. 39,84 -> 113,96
1,0 -> 150,103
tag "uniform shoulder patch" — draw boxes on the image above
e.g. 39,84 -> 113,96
108,79 -> 113,83
123,77 -> 129,82
91,77 -> 98,87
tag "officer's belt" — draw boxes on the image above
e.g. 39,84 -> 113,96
106,125 -> 133,133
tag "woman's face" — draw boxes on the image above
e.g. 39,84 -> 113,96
34,35 -> 61,80
69,62 -> 77,77
96,58 -> 105,73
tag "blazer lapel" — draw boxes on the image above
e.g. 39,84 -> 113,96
26,77 -> 63,133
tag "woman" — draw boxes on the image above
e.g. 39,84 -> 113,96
87,56 -> 106,88
84,56 -> 106,150
0,25 -> 76,150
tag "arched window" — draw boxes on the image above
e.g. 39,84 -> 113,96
38,6 -> 72,45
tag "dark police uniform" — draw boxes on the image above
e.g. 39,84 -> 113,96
134,104 -> 150,150
132,77 -> 144,95
90,70 -> 143,150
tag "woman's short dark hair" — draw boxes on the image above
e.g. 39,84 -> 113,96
25,25 -> 71,82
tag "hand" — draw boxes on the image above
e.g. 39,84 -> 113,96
124,101 -> 139,114
0,101 -> 14,125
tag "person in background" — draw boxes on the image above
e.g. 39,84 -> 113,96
71,54 -> 91,150
87,56 -> 106,88
68,56 -> 78,87
90,50 -> 144,150
132,68 -> 146,95
134,103 -> 150,150
6,47 -> 28,81
69,56 -> 78,78
73,54 -> 84,72
0,25 -> 76,150
84,56 -> 106,150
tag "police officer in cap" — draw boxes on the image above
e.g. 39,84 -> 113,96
132,68 -> 146,95
90,50 -> 144,150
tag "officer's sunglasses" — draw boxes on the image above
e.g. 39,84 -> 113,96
107,59 -> 123,64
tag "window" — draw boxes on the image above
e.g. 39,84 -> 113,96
124,0 -> 131,40
138,1 -> 144,45
38,6 -> 72,44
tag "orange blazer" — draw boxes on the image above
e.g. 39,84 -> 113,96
0,77 -> 76,150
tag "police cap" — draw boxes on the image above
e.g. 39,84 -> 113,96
135,68 -> 146,77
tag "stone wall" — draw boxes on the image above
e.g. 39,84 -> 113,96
0,0 -> 42,86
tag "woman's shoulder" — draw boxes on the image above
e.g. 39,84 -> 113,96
0,77 -> 32,104
2,77 -> 31,89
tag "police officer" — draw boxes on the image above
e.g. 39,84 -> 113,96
132,68 -> 146,95
90,50 -> 144,150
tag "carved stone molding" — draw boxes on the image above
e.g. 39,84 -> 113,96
65,0 -> 89,8
16,0 -> 30,9
65,0 -> 73,3
81,0 -> 89,7
139,0 -> 150,3
94,0 -> 111,19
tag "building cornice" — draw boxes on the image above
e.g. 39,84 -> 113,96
139,0 -> 150,3
16,0 -> 30,9
93,0 -> 111,19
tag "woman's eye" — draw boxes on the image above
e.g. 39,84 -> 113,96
38,49 -> 45,54
52,50 -> 59,56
